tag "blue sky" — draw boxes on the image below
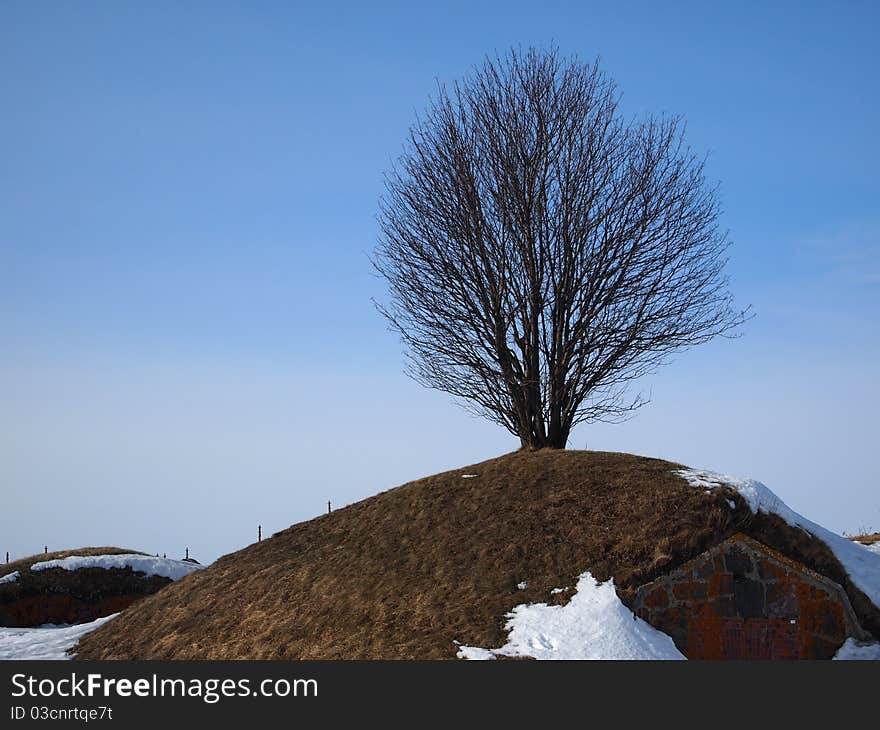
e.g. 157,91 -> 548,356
1,1 -> 878,562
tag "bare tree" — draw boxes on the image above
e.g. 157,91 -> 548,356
374,48 -> 748,450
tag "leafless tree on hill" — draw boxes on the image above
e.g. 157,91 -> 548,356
374,48 -> 748,450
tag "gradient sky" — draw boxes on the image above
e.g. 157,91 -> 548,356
2,1 -> 878,564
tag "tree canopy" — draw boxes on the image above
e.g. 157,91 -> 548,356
375,48 -> 747,449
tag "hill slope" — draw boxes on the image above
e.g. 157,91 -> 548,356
73,450 -> 880,659
1,548 -> 201,627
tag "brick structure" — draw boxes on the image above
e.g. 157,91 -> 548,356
630,533 -> 868,659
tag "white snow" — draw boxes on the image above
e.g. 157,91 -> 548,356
862,542 -> 880,556
457,645 -> 497,660
0,615 -> 117,660
675,468 -> 880,611
833,637 -> 880,660
457,572 -> 685,660
461,474 -> 479,479
516,581 -> 528,590
29,554 -> 202,581
0,571 -> 20,585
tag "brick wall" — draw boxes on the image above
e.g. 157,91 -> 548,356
630,533 -> 866,659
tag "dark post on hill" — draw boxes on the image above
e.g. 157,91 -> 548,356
374,48 -> 747,449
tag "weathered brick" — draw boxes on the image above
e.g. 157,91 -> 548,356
708,572 -> 734,597
724,545 -> 754,576
644,586 -> 668,609
733,575 -> 765,619
630,534 -> 861,659
765,580 -> 797,618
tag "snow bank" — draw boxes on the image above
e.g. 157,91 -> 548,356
457,572 -> 685,660
0,571 -> 20,585
0,614 -> 117,660
30,554 -> 202,581
834,637 -> 880,660
675,468 -> 880,610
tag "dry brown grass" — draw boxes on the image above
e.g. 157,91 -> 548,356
73,450 -> 880,659
851,533 -> 880,546
0,547 -> 164,628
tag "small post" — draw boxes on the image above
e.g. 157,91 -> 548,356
5,551 -> 8,564
258,525 -> 262,543
163,553 -> 166,559
44,546 -> 48,554
327,500 -> 332,514
185,547 -> 189,560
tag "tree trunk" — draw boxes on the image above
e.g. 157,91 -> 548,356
544,429 -> 567,449
520,424 -> 568,450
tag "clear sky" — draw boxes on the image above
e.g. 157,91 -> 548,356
2,1 -> 878,564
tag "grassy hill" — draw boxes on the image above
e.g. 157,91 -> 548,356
852,533 -> 880,546
73,450 -> 880,659
0,547 -> 169,627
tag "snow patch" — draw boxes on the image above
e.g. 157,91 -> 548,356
456,645 -> 497,659
0,571 -> 20,585
457,572 -> 685,660
461,474 -> 478,479
833,637 -> 880,660
0,614 -> 117,660
30,554 -> 202,581
516,581 -> 528,590
675,468 -> 880,610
